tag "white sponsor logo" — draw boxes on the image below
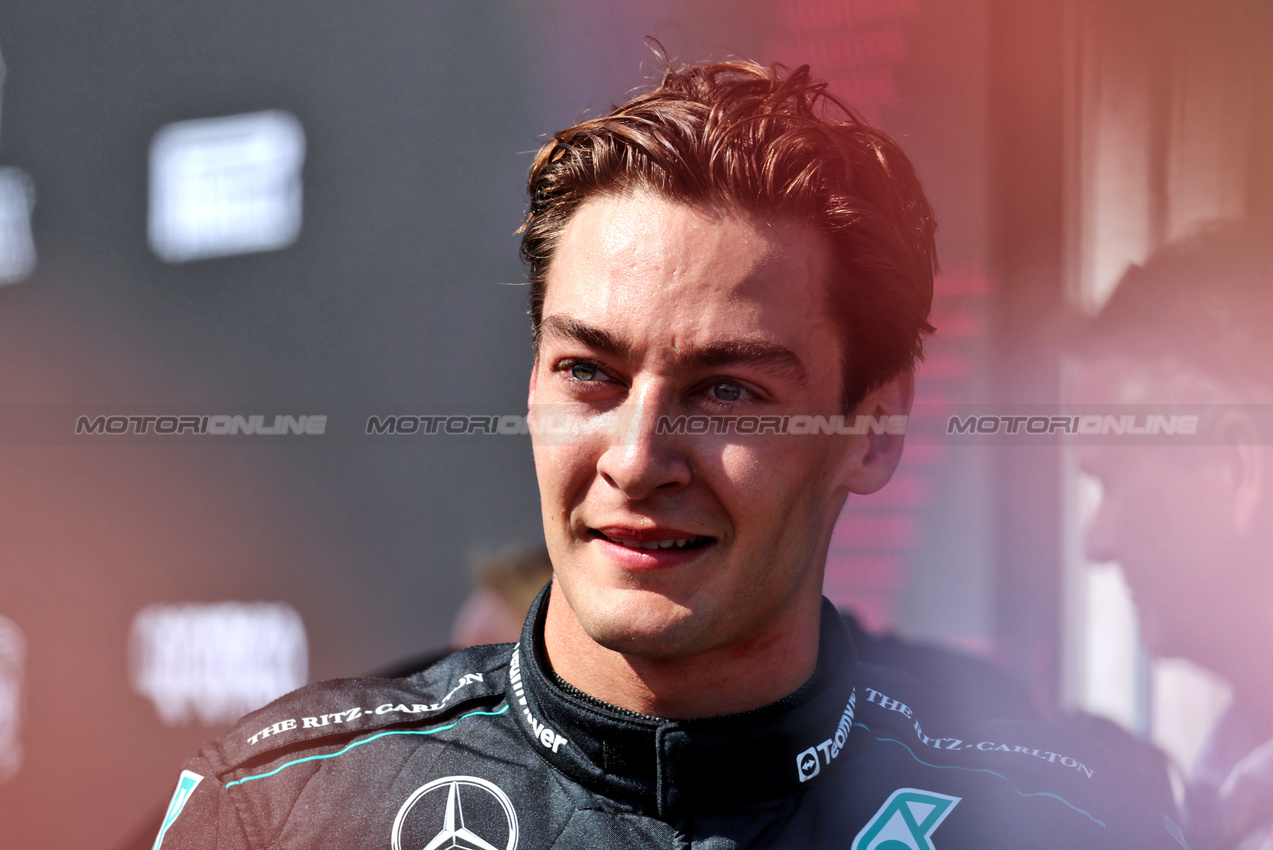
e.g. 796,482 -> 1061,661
863,688 -> 963,752
129,602 -> 307,725
508,648 -> 568,753
796,689 -> 855,782
862,687 -> 1095,777
392,775 -> 518,850
796,746 -> 822,782
149,110 -> 305,262
0,615 -> 23,782
245,672 -> 486,745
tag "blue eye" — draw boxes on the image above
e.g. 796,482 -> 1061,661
570,363 -> 600,382
711,382 -> 744,402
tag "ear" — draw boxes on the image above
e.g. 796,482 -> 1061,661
842,371 -> 914,495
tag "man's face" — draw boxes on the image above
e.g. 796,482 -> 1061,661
1070,356 -> 1256,666
528,189 -> 878,660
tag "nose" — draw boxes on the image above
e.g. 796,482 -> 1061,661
595,394 -> 692,501
1073,451 -> 1120,566
1084,506 -> 1114,565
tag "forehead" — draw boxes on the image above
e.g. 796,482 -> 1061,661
541,190 -> 838,359
555,191 -> 791,272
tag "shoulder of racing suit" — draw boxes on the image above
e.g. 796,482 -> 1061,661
208,642 -> 511,775
844,658 -> 1185,849
149,599 -> 1189,850
149,642 -> 517,850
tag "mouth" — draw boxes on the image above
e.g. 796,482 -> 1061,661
589,529 -> 714,552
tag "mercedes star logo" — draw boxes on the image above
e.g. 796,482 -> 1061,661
391,775 -> 519,850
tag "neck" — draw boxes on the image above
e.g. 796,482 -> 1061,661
541,582 -> 823,719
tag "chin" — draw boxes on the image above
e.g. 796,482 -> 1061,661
577,590 -> 708,659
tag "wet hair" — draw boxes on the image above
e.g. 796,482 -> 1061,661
520,56 -> 938,410
1082,222 -> 1273,387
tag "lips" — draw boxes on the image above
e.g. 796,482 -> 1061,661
590,528 -> 714,552
602,534 -> 710,551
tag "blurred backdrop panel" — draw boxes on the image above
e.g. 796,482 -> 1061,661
0,1 -> 1266,847
0,3 -> 547,846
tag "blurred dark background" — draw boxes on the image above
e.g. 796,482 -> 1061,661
0,1 -> 1268,846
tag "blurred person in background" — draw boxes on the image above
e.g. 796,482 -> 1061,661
1072,223 -> 1273,849
374,545 -> 555,679
450,545 -> 555,648
151,55 -> 1182,849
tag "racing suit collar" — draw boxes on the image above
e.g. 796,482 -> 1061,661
508,585 -> 860,820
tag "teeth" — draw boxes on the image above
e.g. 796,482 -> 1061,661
610,536 -> 701,551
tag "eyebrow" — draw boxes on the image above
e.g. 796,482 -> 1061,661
537,315 -> 633,360
537,314 -> 808,385
681,340 -> 808,384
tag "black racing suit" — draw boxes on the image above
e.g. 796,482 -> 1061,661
153,593 -> 1189,849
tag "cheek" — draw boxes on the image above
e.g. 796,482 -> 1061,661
713,439 -> 839,524
715,444 -> 771,502
533,439 -> 596,507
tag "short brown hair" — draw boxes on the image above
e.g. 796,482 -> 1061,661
520,57 -> 938,410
